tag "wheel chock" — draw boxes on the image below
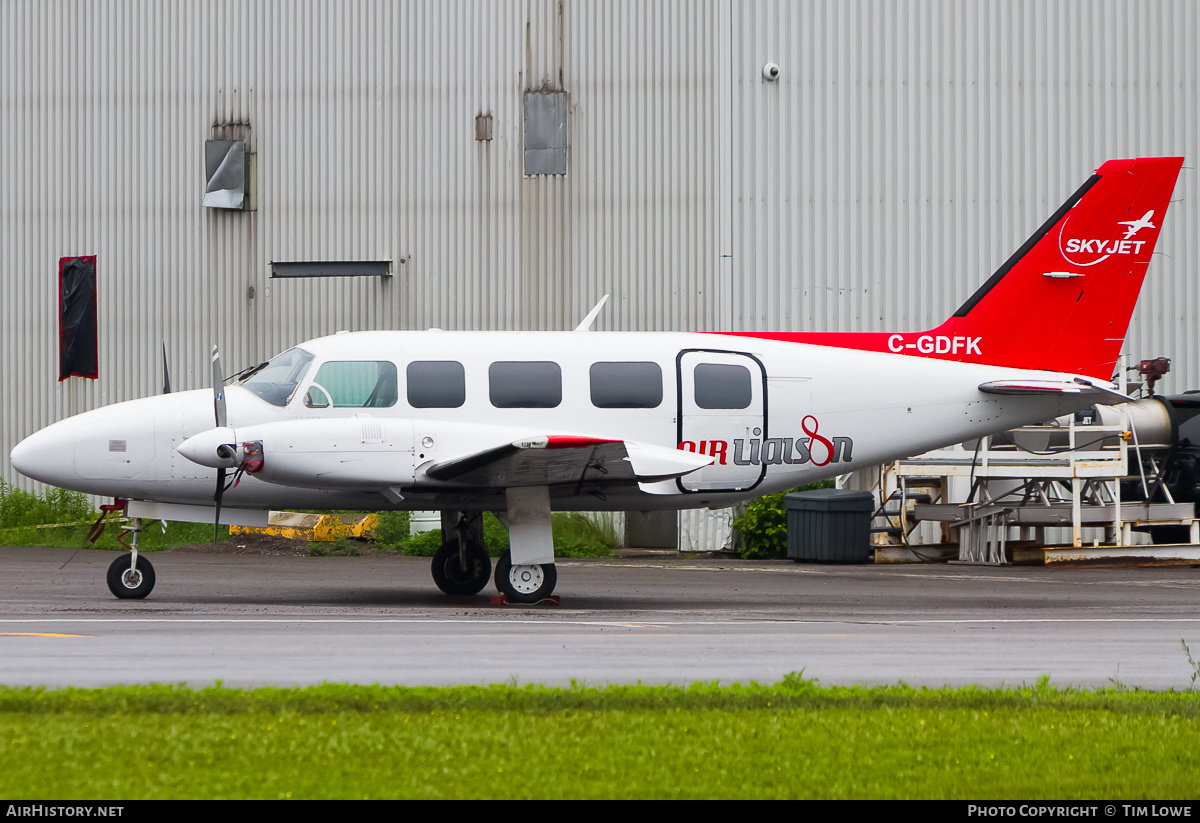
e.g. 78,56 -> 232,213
490,594 -> 561,607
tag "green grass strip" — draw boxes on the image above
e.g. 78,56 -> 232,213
1,676 -> 1198,799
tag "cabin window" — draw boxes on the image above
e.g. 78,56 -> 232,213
693,363 -> 752,410
589,362 -> 663,409
305,360 -> 398,408
489,361 -> 562,408
407,361 -> 466,408
241,347 -> 314,406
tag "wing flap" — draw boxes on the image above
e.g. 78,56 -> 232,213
423,436 -> 712,488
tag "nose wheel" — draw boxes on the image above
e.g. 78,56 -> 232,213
106,553 -> 156,599
97,510 -> 156,600
494,551 -> 557,604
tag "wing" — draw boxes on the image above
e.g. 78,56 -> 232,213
423,435 -> 713,488
181,418 -> 712,494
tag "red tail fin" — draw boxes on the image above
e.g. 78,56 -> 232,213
730,157 -> 1184,381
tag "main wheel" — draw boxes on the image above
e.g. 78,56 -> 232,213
494,551 -> 557,604
106,554 -> 156,599
431,539 -> 492,595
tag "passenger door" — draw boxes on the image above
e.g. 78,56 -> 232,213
676,350 -> 767,493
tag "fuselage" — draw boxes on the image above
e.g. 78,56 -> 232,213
11,329 -> 1098,513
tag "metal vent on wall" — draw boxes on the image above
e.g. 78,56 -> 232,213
203,140 -> 247,209
523,92 -> 568,175
271,261 -> 393,278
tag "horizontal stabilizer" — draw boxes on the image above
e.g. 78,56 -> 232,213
978,377 -> 1129,403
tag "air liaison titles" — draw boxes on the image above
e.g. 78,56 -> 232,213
679,417 -> 853,468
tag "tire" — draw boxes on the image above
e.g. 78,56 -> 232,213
493,550 -> 557,604
431,539 -> 492,595
106,554 -> 156,600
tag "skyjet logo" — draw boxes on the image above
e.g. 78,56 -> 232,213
1062,238 -> 1149,255
1060,210 -> 1156,267
1119,210 -> 1156,238
888,334 -> 982,356
679,417 -> 853,468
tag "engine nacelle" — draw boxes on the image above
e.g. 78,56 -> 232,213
181,418 -> 416,491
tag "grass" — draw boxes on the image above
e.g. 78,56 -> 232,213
0,518 -> 229,552
0,675 -> 1198,799
551,511 -> 620,558
0,481 -> 94,529
0,484 -> 619,558
0,482 -> 229,550
344,510 -> 618,558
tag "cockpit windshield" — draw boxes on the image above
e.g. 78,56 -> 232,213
239,347 -> 315,406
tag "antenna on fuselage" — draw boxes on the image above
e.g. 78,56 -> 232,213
162,341 -> 171,394
573,294 -> 610,332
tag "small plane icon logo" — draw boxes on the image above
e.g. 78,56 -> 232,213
1118,210 -> 1156,239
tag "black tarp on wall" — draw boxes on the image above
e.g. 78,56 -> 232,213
59,256 -> 97,380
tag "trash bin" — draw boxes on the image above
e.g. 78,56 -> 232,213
784,489 -> 875,563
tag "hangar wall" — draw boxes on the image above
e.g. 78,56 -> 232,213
2,1 -> 1198,549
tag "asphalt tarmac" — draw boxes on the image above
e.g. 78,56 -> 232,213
1,545 -> 1198,690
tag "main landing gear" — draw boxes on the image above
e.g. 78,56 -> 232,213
430,501 -> 559,603
494,550 -> 557,604
430,512 -> 492,596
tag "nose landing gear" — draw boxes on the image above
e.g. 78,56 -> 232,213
91,501 -> 157,600
106,552 -> 156,599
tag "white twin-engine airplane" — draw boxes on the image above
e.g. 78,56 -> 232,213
10,157 -> 1185,603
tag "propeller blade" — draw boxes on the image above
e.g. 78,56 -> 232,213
211,344 -> 230,542
213,466 -> 226,543
162,341 -> 172,394
211,344 -> 227,428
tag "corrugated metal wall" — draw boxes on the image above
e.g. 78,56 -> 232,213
3,1 -> 1198,550
730,0 -> 1197,352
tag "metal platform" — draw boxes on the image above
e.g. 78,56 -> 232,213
876,541 -> 1200,566
859,417 -> 1200,566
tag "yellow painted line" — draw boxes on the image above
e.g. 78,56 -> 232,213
1,632 -> 91,638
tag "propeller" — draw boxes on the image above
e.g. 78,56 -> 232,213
211,345 -> 235,542
212,345 -> 227,428
180,345 -> 266,540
